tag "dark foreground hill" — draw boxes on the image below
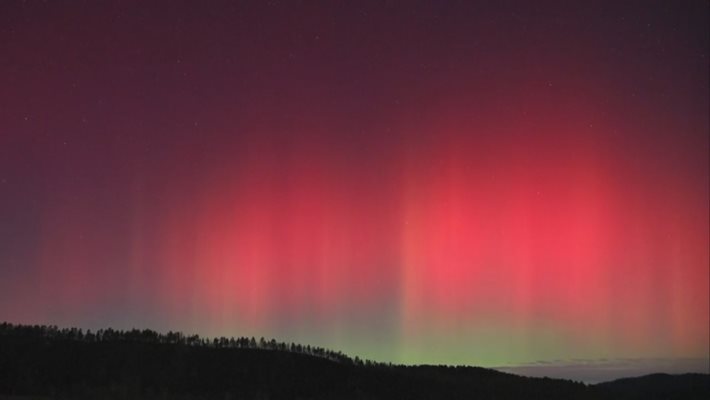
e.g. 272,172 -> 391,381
0,323 -> 707,400
595,373 -> 709,400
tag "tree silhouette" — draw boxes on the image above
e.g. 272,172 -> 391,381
0,321 -> 707,400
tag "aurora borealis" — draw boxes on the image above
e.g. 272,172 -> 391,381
0,1 -> 708,380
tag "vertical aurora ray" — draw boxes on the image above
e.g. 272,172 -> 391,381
0,0 -> 707,372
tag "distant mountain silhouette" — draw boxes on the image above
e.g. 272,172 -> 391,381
595,373 -> 709,400
1,322 -> 707,399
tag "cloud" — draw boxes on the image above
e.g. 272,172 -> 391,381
495,358 -> 709,384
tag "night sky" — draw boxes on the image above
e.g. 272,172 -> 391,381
1,1 -> 708,381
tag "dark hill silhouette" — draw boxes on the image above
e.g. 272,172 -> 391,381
595,373 -> 709,400
0,322 -> 707,399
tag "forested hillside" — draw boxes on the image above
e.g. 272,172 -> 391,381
0,323 -> 706,400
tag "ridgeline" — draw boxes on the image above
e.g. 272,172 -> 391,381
0,322 -> 707,399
